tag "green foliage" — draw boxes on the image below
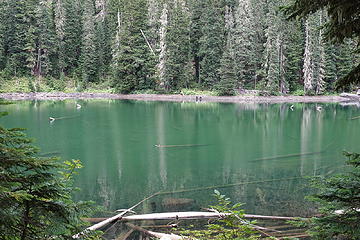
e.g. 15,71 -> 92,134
164,2 -> 192,91
81,0 -> 98,84
304,152 -> 360,239
180,88 -> 219,96
285,0 -> 360,88
292,89 -> 305,96
199,0 -> 224,89
63,0 -> 83,76
0,0 -> 358,94
217,38 -> 237,96
179,190 -> 259,240
0,105 -> 100,239
112,0 -> 156,94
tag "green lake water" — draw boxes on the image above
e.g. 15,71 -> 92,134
1,100 -> 359,217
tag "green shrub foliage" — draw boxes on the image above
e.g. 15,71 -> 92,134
0,105 -> 97,239
307,152 -> 360,239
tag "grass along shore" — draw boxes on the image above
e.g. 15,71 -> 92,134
0,76 -> 345,103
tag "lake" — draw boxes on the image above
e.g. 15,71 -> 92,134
1,100 -> 359,217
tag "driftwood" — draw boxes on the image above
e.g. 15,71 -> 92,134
126,223 -> 185,240
351,115 -> 360,120
340,93 -> 360,101
73,192 -> 160,238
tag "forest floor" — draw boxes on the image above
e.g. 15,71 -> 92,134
0,92 -> 347,103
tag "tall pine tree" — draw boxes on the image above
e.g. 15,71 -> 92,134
199,0 -> 224,89
112,0 -> 156,93
164,0 -> 191,91
81,0 -> 98,83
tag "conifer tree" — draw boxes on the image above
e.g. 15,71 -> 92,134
262,0 -> 286,93
0,107 -> 95,239
233,0 -> 256,89
189,0 -> 205,85
112,0 -> 156,93
81,0 -> 98,83
63,0 -> 82,76
164,0 -> 191,90
218,29 -> 237,95
54,0 -> 66,75
94,0 -> 112,80
0,0 -> 5,70
285,0 -> 360,87
147,0 -> 161,49
33,0 -> 58,77
5,0 -> 36,76
199,0 -> 224,89
283,19 -> 303,92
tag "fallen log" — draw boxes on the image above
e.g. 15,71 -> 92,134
126,223 -> 185,240
73,192 -> 160,238
122,211 -> 229,221
119,211 -> 304,221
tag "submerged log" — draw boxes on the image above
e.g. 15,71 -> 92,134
351,116 -> 360,120
115,229 -> 134,240
126,223 -> 185,240
155,144 -> 208,148
252,151 -> 323,162
49,115 -> 80,122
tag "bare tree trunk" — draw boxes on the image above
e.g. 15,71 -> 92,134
20,201 -> 30,240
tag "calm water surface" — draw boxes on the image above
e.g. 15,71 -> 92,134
1,100 -> 359,216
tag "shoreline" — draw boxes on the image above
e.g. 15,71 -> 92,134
0,92 -> 347,103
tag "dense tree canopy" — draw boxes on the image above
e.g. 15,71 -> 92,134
0,0 -> 358,95
285,0 -> 360,88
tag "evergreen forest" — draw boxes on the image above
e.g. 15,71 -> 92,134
0,0 -> 359,95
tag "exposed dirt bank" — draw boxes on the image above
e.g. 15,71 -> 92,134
0,92 -> 347,103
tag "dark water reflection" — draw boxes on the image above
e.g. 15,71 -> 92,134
1,100 -> 359,217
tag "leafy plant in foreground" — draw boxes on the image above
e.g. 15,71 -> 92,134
179,190 -> 260,240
